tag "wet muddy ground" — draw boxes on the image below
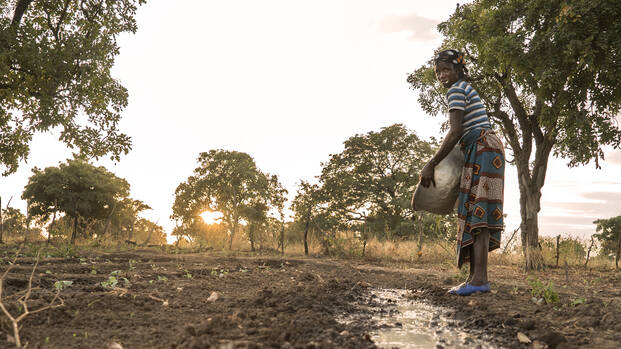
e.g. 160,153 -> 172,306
0,247 -> 619,348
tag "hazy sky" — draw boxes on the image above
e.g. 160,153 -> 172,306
2,0 -> 621,241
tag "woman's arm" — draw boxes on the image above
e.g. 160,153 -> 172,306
419,109 -> 464,187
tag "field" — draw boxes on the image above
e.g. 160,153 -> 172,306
0,245 -> 619,349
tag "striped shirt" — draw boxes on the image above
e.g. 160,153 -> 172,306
447,79 -> 491,135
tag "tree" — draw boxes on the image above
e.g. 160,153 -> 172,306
408,0 -> 621,270
318,124 -> 437,238
594,215 -> 621,269
133,218 -> 166,246
172,150 -> 286,250
22,159 -> 130,244
0,0 -> 146,175
0,207 -> 26,240
291,181 -> 321,255
114,198 -> 151,242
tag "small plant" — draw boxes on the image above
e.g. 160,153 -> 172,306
101,276 -> 119,289
54,280 -> 73,291
570,298 -> 586,306
183,269 -> 193,279
149,275 -> 168,284
528,276 -> 559,304
211,269 -> 228,278
100,271 -> 130,289
128,259 -> 137,270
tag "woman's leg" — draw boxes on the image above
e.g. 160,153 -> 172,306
469,228 -> 490,286
449,246 -> 475,292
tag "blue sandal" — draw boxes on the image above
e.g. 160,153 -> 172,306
450,283 -> 491,296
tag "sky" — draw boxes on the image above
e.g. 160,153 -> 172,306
2,0 -> 621,242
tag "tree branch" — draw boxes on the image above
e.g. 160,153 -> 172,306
55,0 -> 72,40
495,73 -> 533,159
11,0 -> 36,26
531,97 -> 544,144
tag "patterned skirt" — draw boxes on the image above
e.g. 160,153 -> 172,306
456,128 -> 505,268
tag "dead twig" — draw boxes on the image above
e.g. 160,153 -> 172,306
501,226 -> 520,255
0,250 -> 65,348
584,235 -> 595,269
148,294 -> 168,306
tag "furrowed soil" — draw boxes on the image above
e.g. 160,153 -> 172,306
0,247 -> 619,349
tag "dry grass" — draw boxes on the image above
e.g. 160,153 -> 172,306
14,228 -> 617,271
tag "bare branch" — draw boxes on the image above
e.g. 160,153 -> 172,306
0,250 -> 65,348
496,74 -> 533,159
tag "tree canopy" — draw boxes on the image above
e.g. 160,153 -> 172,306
408,0 -> 621,269
0,0 -> 146,175
172,150 -> 286,250
318,124 -> 436,237
22,159 -> 130,243
594,215 -> 621,268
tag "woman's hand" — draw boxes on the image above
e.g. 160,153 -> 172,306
419,162 -> 436,188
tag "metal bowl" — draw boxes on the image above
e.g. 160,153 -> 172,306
412,146 -> 464,215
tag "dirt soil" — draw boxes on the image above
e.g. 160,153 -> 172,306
0,247 -> 619,349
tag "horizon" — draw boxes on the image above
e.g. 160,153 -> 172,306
2,0 -> 621,243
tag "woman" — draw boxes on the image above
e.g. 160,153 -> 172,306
419,49 -> 505,296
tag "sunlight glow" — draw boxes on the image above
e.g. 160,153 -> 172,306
200,210 -> 223,225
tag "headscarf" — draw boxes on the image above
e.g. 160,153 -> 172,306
434,49 -> 468,79
434,49 -> 466,70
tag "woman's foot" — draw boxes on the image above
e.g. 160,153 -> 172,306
452,283 -> 491,296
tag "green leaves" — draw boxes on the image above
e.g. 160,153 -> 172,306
314,124 -> 439,237
21,159 -> 134,242
528,275 -> 560,304
53,280 -> 73,291
1,0 -> 146,175
411,0 -> 621,168
593,216 -> 621,257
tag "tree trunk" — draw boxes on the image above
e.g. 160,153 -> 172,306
486,75 -> 556,272
249,223 -> 255,252
0,196 -> 3,244
303,214 -> 310,256
555,235 -> 560,267
48,211 -> 57,245
584,235 -> 595,269
615,230 -> 620,270
515,145 -> 552,271
280,223 -> 284,255
140,223 -> 157,247
11,0 -> 35,26
101,201 -> 116,241
229,222 -> 237,250
128,219 -> 135,242
0,197 -> 13,244
520,198 -> 545,271
24,200 -> 30,244
71,215 -> 78,245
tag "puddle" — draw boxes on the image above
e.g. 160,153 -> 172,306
342,289 -> 496,349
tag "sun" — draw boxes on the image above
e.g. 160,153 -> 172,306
200,210 -> 223,224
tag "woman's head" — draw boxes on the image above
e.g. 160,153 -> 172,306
434,49 -> 466,87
